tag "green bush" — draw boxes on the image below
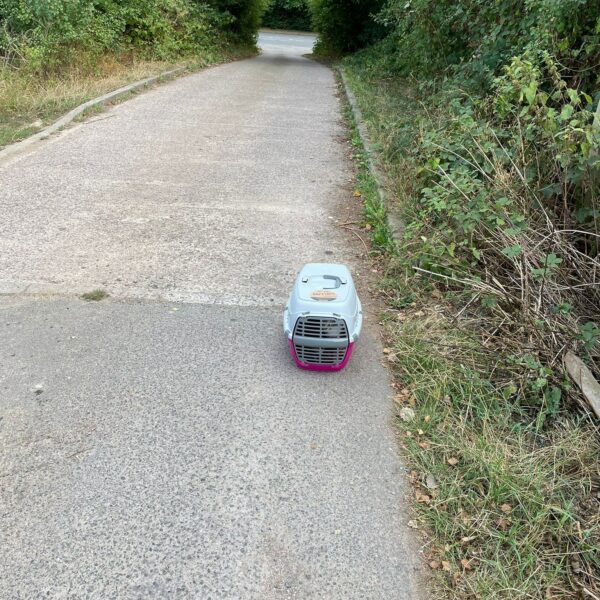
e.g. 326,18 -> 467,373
207,0 -> 268,43
371,0 -> 600,87
309,0 -> 384,55
0,0 -> 263,72
262,0 -> 311,31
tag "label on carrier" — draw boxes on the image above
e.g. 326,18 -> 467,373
310,289 -> 337,301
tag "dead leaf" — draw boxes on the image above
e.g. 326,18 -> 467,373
500,503 -> 512,514
570,559 -> 581,574
460,558 -> 474,571
441,561 -> 451,571
416,491 -> 431,504
353,189 -> 362,197
424,415 -> 431,423
418,441 -> 430,450
447,457 -> 459,466
429,560 -> 440,570
383,347 -> 391,354
496,517 -> 509,530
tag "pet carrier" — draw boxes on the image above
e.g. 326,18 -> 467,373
283,263 -> 362,371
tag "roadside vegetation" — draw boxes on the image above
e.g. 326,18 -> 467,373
262,0 -> 310,31
316,0 -> 600,597
0,0 -> 267,148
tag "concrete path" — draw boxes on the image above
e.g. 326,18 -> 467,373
0,32 -> 422,599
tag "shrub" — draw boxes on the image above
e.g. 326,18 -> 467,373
372,0 -> 600,87
262,0 -> 311,31
309,0 -> 384,55
342,0 -> 600,592
207,0 -> 268,43
0,0 -> 262,72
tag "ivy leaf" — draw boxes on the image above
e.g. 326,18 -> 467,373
544,253 -> 562,268
567,88 -> 580,105
502,244 -> 522,258
578,322 -> 599,350
560,104 -> 574,121
523,81 -> 537,104
552,302 -> 572,315
481,295 -> 498,308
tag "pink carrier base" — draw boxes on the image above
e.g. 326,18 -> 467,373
288,339 -> 354,372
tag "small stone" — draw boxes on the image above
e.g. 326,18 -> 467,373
425,473 -> 438,489
399,407 -> 415,422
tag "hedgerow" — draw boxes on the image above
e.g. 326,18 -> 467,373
0,0 -> 265,72
262,0 -> 311,31
208,0 -> 268,43
334,0 -> 600,596
344,0 -> 600,411
309,0 -> 384,55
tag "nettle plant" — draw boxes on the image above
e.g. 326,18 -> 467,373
404,51 -> 600,413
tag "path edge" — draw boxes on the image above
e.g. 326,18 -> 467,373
337,66 -> 404,239
0,66 -> 186,166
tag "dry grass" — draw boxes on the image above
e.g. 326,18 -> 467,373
0,41 -> 258,149
0,54 -> 188,148
384,309 -> 600,598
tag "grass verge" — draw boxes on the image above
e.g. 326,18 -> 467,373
0,44 -> 255,149
339,64 -> 600,599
